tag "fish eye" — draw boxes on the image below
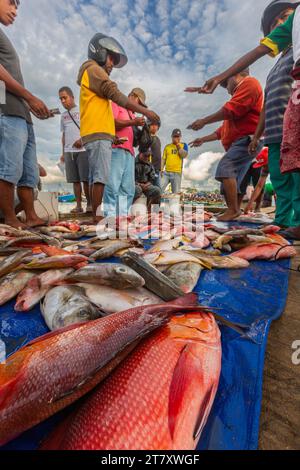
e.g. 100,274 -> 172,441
79,309 -> 88,318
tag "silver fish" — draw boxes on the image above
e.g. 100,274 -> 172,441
162,262 -> 203,294
0,271 -> 36,306
78,284 -> 163,314
41,286 -> 103,331
0,250 -> 31,278
65,264 -> 145,290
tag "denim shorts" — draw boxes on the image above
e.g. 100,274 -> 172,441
0,115 -> 39,188
85,139 -> 112,185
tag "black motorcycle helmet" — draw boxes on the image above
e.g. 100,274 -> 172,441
88,33 -> 128,68
261,0 -> 300,36
146,118 -> 161,129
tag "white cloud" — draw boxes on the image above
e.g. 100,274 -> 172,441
183,151 -> 223,188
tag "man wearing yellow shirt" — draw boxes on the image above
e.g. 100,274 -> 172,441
161,129 -> 189,194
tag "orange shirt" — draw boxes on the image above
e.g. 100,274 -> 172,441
216,77 -> 263,151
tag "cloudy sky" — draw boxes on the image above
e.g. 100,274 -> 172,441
5,0 -> 275,189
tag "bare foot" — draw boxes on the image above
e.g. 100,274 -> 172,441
5,218 -> 28,230
26,216 -> 47,228
217,210 -> 241,222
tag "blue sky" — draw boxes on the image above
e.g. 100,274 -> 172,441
5,0 -> 274,188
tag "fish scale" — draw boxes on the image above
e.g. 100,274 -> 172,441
41,312 -> 221,451
0,296 -> 199,446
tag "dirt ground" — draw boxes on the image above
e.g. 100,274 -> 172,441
259,245 -> 300,450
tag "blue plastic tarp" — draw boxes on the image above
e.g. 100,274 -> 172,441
0,239 -> 291,451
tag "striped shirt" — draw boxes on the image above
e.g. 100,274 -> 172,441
264,47 -> 294,145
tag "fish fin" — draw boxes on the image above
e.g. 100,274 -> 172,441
168,345 -> 202,439
193,385 -> 215,440
169,345 -> 217,442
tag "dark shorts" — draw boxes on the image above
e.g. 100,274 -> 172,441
216,137 -> 261,193
64,151 -> 89,183
240,164 -> 262,195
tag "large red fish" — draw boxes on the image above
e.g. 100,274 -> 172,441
41,311 -> 221,451
232,243 -> 297,261
0,295 -> 200,446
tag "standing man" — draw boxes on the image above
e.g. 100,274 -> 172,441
0,0 -> 52,229
104,88 -> 146,218
162,129 -> 188,194
148,118 -> 162,189
77,33 -> 160,223
59,86 -> 91,214
189,69 -> 263,221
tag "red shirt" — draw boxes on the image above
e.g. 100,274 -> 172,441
216,77 -> 263,151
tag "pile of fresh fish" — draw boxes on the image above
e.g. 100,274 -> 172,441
0,214 -> 296,450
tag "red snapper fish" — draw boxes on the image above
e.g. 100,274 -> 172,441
0,295 -> 200,446
41,311 -> 221,451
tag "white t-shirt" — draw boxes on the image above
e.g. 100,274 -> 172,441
61,106 -> 85,153
293,6 -> 300,64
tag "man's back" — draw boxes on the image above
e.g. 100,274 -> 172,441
217,76 -> 263,150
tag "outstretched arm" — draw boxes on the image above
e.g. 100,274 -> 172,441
185,45 -> 270,95
187,109 -> 225,131
189,132 -> 219,148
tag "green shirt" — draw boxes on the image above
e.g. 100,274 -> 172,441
261,11 -> 294,57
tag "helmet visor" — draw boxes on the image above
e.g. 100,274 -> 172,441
98,37 -> 128,68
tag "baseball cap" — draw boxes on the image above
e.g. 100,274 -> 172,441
253,147 -> 269,168
130,88 -> 147,107
172,129 -> 182,137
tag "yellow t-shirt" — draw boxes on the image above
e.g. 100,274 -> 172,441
162,143 -> 189,173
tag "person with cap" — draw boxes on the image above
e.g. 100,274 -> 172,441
161,129 -> 189,194
134,150 -> 161,210
77,33 -> 160,223
103,88 -> 147,218
0,0 -> 53,229
189,69 -> 263,221
244,147 -> 270,214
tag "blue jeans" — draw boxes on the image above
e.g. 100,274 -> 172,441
104,147 -> 135,217
153,172 -> 162,189
0,115 -> 39,187
161,171 -> 182,194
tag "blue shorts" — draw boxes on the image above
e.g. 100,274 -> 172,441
85,139 -> 112,185
215,136 -> 254,193
0,115 -> 39,188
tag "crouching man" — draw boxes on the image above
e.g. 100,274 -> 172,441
134,150 -> 161,210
